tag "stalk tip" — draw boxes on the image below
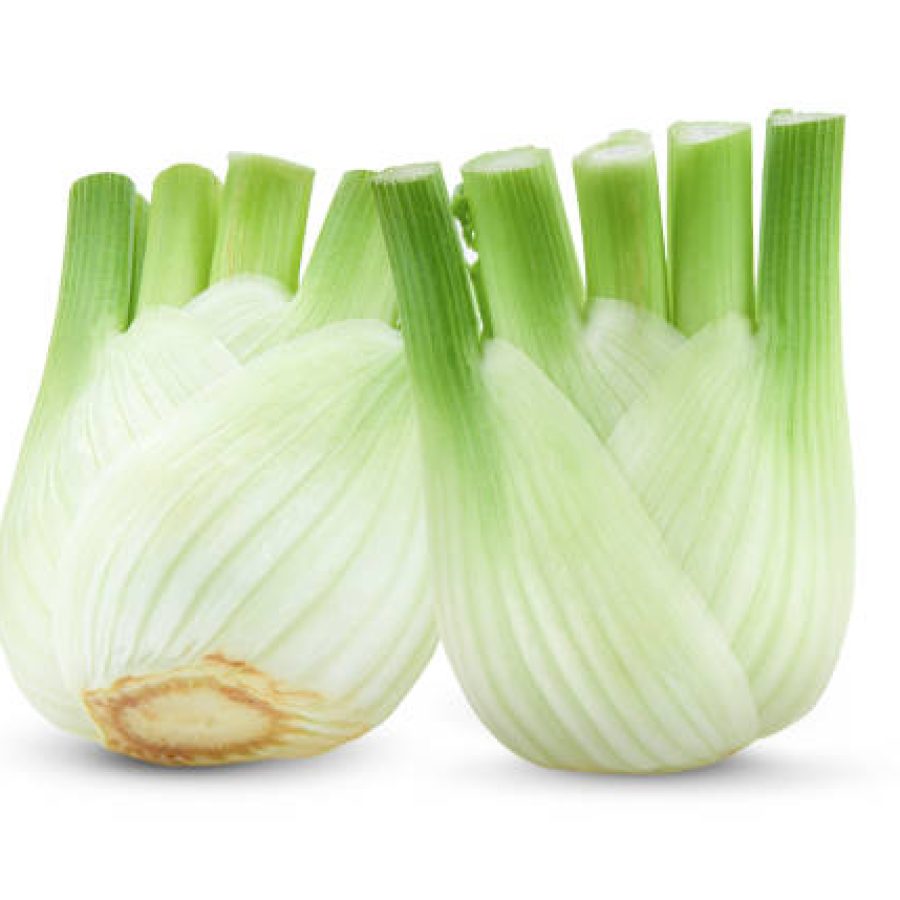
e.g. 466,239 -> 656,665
225,151 -> 314,181
575,131 -> 654,168
374,162 -> 442,184
669,121 -> 750,145
767,110 -> 844,127
462,146 -> 548,175
69,171 -> 135,201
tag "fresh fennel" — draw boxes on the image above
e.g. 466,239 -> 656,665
374,112 -> 852,772
0,157 -> 433,765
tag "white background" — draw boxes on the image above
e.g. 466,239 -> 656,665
0,2 -> 896,897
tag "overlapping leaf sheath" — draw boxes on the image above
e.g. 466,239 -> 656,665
0,160 -> 433,764
375,113 -> 852,772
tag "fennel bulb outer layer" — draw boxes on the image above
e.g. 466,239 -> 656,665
0,159 -> 432,765
375,112 -> 852,772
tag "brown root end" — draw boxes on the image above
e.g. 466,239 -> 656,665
83,654 -> 370,766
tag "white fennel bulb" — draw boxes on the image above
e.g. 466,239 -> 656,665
374,112 -> 852,772
0,157 -> 432,765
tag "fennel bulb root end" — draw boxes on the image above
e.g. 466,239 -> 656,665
83,654 -> 369,766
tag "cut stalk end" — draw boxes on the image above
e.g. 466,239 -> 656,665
758,110 -> 845,414
135,164 -> 221,315
210,154 -> 314,292
41,173 -> 139,409
668,121 -> 754,334
297,170 -> 395,326
459,146 -> 583,368
573,131 -> 667,318
373,164 -> 481,436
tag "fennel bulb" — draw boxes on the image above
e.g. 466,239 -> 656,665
0,157 -> 432,765
374,112 -> 852,773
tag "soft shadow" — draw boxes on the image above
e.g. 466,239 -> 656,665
9,728 -> 394,781
455,744 -> 876,792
